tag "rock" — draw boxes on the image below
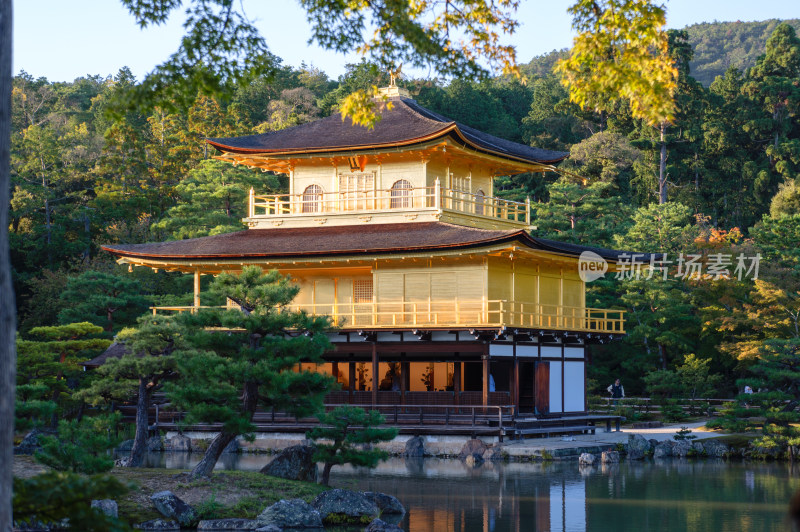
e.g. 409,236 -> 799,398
627,448 -> 645,460
197,518 -> 259,530
464,454 -> 483,468
257,499 -> 323,529
578,453 -> 596,466
114,456 -> 131,467
260,444 -> 317,482
482,447 -> 505,462
150,490 -> 198,527
459,439 -> 487,463
254,526 -> 282,532
403,436 -> 425,457
117,439 -> 135,452
223,439 -> 240,454
312,489 -> 380,525
14,429 -> 51,455
703,440 -> 729,458
601,451 -> 619,464
165,434 -> 191,453
690,441 -> 705,456
627,434 -> 651,456
363,492 -> 405,515
654,442 -> 673,459
648,439 -> 659,450
147,436 -> 164,452
134,519 -> 180,530
673,440 -> 692,458
365,518 -> 404,531
91,499 -> 118,518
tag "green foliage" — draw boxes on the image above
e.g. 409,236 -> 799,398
307,406 -> 398,486
35,413 -> 122,474
153,159 -> 280,239
674,426 -> 697,441
557,0 -> 678,125
13,472 -> 131,532
58,271 -> 148,332
167,267 -> 334,451
686,19 -> 800,86
15,322 -> 110,429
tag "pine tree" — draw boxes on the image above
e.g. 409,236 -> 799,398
307,406 -> 398,486
58,271 -> 148,332
16,322 -> 110,430
168,266 -> 334,478
77,315 -> 182,467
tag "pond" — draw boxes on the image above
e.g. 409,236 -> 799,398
136,453 -> 800,532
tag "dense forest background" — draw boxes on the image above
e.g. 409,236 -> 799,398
9,19 -> 800,398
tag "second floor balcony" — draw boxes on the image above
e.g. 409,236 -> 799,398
245,179 -> 531,229
151,299 -> 625,334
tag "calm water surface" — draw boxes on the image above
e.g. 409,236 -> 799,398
138,453 -> 800,532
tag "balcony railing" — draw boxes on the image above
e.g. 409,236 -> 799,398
151,299 -> 625,334
248,180 -> 531,225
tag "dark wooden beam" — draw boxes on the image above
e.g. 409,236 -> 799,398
371,342 -> 378,407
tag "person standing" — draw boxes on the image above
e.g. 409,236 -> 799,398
607,378 -> 624,405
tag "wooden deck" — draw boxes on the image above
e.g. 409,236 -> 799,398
150,300 -> 625,334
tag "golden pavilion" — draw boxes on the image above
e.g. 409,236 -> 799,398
102,84 -> 629,432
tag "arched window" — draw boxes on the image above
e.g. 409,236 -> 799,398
475,189 -> 486,215
390,180 -> 412,209
302,184 -> 323,213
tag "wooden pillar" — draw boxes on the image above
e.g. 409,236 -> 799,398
371,343 -> 378,407
453,360 -> 461,406
332,362 -> 339,387
512,340 -> 520,415
348,361 -> 355,404
193,270 -> 201,310
482,344 -> 490,408
400,361 -> 409,406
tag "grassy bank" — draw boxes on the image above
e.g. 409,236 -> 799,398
14,456 -> 328,524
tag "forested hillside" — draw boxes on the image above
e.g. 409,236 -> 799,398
523,19 -> 800,87
686,18 -> 800,86
9,23 -> 800,406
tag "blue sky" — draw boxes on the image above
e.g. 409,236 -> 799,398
13,0 -> 800,82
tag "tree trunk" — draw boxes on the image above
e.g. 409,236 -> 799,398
658,122 -> 668,204
321,462 -> 334,486
190,380 -> 259,478
127,379 -> 152,468
0,2 -> 16,530
190,430 -> 237,478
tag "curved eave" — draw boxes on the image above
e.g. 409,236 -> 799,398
100,231 -> 532,262
207,123 -> 568,167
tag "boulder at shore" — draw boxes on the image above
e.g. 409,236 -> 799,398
150,490 -> 198,528
403,436 -> 425,457
312,489 -> 380,525
260,444 -> 317,482
197,518 -> 259,530
365,518 -> 404,531
363,492 -> 405,515
133,519 -> 180,530
257,499 -> 323,529
91,499 -> 118,518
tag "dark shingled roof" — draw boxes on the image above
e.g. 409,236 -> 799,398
102,222 -> 649,262
81,342 -> 133,368
207,97 -> 568,165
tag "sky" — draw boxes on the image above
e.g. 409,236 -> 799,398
12,0 -> 800,83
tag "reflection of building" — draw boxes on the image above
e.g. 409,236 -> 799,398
103,83 -> 630,423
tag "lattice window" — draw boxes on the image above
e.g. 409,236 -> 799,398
302,184 -> 323,213
339,173 -> 374,210
475,189 -> 485,215
390,179 -> 412,209
451,175 -> 471,192
353,279 -> 374,303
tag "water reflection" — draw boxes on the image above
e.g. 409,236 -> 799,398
329,459 -> 799,532
129,452 -> 799,532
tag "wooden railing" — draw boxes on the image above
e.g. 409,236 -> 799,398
249,180 -> 530,225
151,299 -> 625,333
